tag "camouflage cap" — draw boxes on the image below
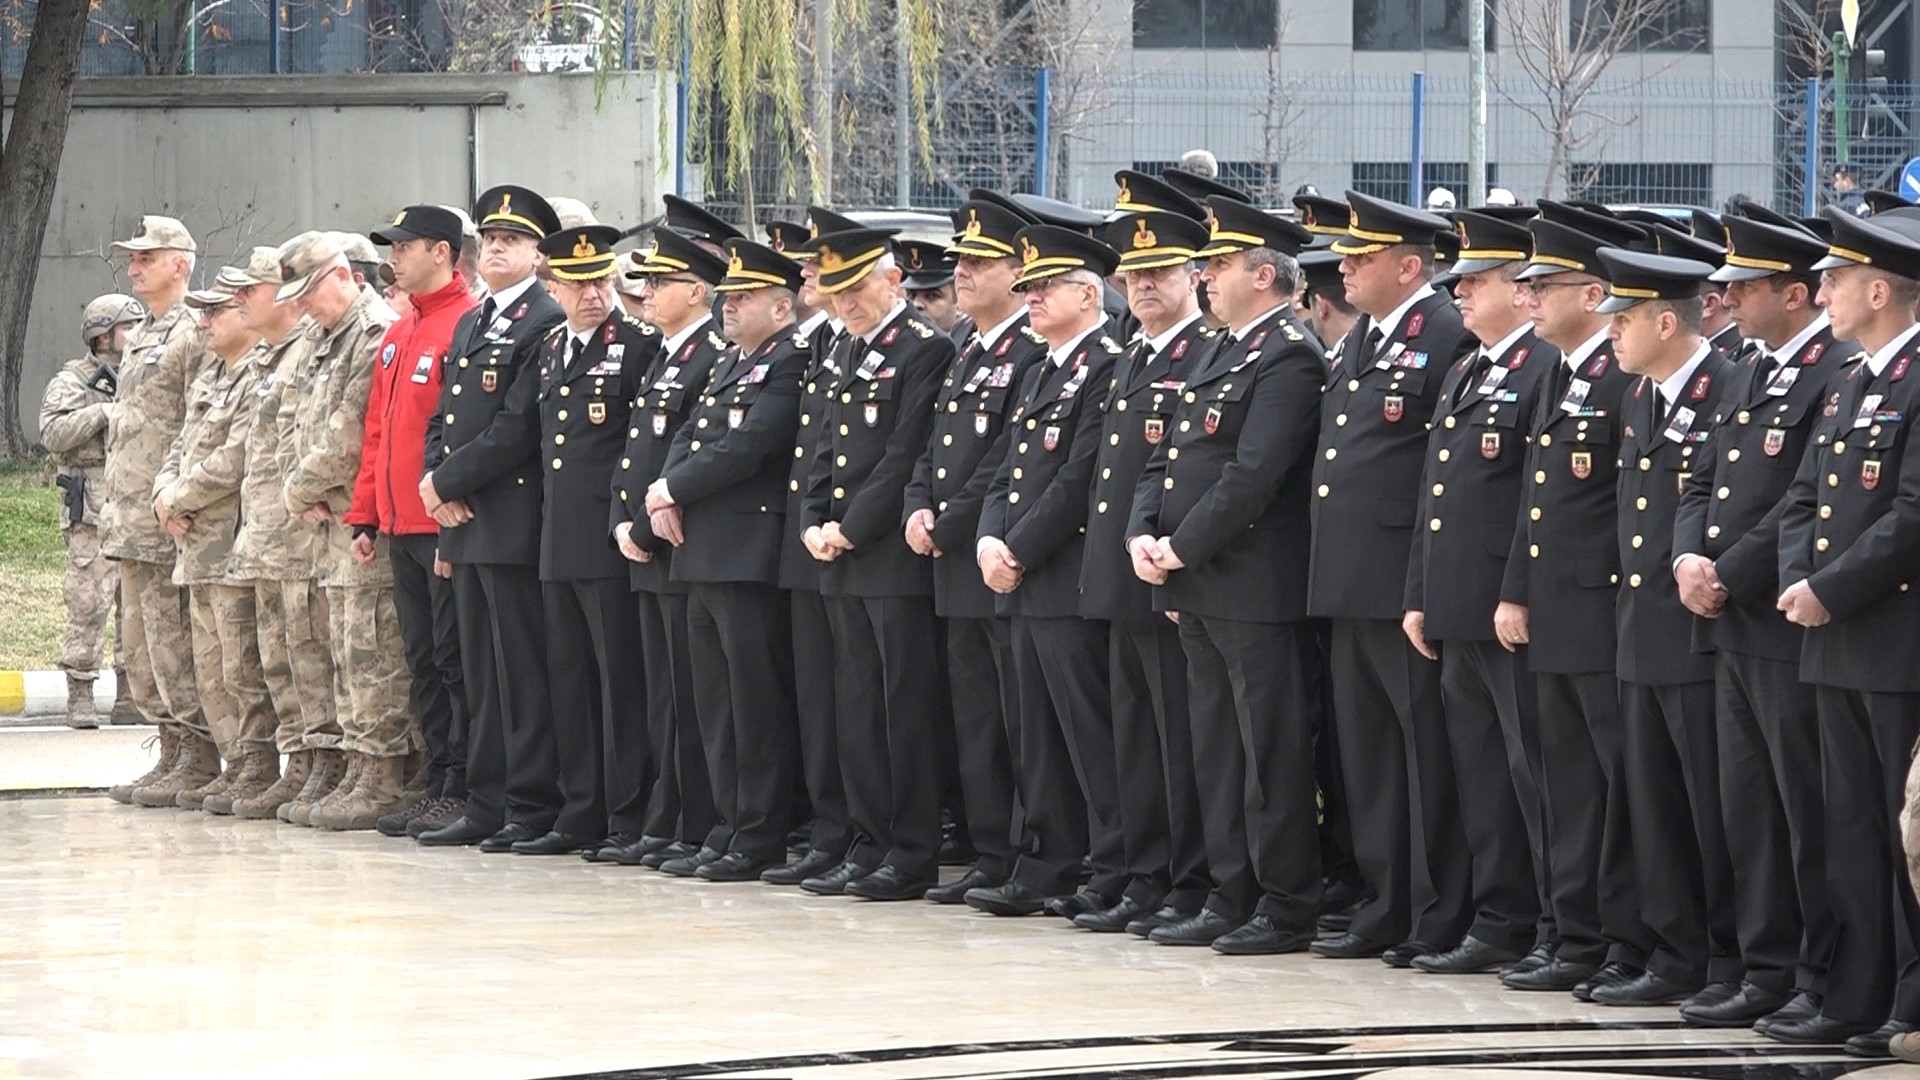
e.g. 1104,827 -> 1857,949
327,232 -> 380,265
81,293 -> 148,345
274,231 -> 347,303
110,215 -> 197,253
229,246 -> 284,287
183,280 -> 241,309
550,196 -> 599,229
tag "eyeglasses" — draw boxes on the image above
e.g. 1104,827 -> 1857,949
647,275 -> 704,288
1518,280 -> 1592,293
1023,275 -> 1093,296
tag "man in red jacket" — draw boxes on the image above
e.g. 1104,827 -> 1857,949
347,204 -> 476,837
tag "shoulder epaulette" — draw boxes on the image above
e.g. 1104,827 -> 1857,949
1196,324 -> 1219,338
1281,323 -> 1304,342
791,329 -> 810,349
1020,325 -> 1047,344
546,323 -> 569,341
1099,335 -> 1123,354
908,318 -> 936,340
707,329 -> 728,350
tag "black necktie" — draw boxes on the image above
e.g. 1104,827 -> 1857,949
1360,325 -> 1386,366
1457,349 -> 1492,405
568,336 -> 584,370
479,297 -> 497,329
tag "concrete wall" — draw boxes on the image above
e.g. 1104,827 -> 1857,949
3,71 -> 674,441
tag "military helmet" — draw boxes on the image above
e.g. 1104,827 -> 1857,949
81,293 -> 147,346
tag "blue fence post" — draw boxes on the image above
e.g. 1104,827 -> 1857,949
1803,77 -> 1821,216
268,0 -> 281,73
674,25 -> 689,196
1034,67 -> 1051,196
624,0 -> 636,69
1409,71 -> 1426,206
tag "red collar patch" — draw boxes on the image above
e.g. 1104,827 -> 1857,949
1802,341 -> 1825,367
1508,346 -> 1528,370
1690,372 -> 1711,400
1405,311 -> 1425,338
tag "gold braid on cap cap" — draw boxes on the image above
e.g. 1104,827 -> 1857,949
818,245 -> 844,272
1020,237 -> 1039,265
964,209 -> 982,240
1723,235 -> 1793,273
1133,219 -> 1158,250
572,233 -> 594,258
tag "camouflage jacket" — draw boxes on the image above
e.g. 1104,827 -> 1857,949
101,301 -> 204,563
155,348 -> 267,585
38,355 -> 118,530
227,324 -> 316,582
282,286 -> 396,587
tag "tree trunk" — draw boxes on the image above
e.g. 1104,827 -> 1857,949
0,0 -> 90,454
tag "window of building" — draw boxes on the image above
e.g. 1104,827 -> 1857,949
1568,0 -> 1709,51
1352,161 -> 1500,204
1133,0 -> 1279,49
1573,162 -> 1714,206
1354,0 -> 1495,51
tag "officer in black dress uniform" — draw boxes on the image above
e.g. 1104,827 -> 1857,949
517,224 -> 659,855
1497,206 -> 1653,997
607,230 -> 729,871
1769,210 -> 1920,1055
643,238 -> 812,881
1308,192 -> 1474,966
1402,209 -> 1558,975
967,226 -> 1125,918
798,225 -> 954,900
898,238 -> 962,338
904,197 -> 1051,905
1672,211 -> 1847,1028
1128,196 -> 1327,955
1586,247 -> 1739,1007
417,184 -> 567,850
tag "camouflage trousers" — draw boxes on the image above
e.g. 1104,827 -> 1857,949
327,584 -> 419,758
118,559 -> 207,739
59,523 -> 118,680
188,584 -> 276,758
258,579 -> 341,753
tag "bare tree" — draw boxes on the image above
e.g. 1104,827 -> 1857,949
1246,9 -> 1303,206
1498,0 -> 1702,200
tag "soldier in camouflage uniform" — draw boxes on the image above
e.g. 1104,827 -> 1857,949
98,216 -> 221,808
275,231 -> 411,830
153,269 -> 276,812
40,294 -> 145,731
223,247 -> 330,820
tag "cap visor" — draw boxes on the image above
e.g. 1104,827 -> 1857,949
1010,264 -> 1072,290
1118,251 -> 1197,272
1708,264 -> 1773,283
1594,295 -> 1641,314
1514,262 -> 1580,282
1448,257 -> 1517,276
902,274 -> 954,290
1811,253 -> 1858,271
109,240 -> 165,253
183,290 -> 232,308
1192,240 -> 1248,260
369,226 -> 426,246
275,273 -> 321,303
1329,238 -> 1387,256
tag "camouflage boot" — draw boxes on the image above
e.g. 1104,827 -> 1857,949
304,752 -> 367,828
281,748 -> 348,826
234,750 -> 310,820
203,748 -> 280,816
108,668 -> 142,725
109,725 -> 179,804
133,734 -> 219,807
313,754 -> 408,832
64,676 -> 99,730
176,753 -> 242,811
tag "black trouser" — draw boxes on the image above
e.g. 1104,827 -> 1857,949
790,588 -> 849,859
687,581 -> 796,863
1326,617 -> 1471,948
944,615 -> 1017,878
1719,649 -> 1832,997
1813,685 -> 1920,1026
1620,677 -> 1739,987
1182,614 -> 1322,929
1307,619 -> 1363,895
541,577 -> 648,840
1436,639 -> 1543,955
1535,669 -> 1647,968
452,562 -> 560,832
633,590 -> 714,845
1113,617 -> 1206,912
392,533 -> 467,798
1005,614 -> 1119,896
826,593 -> 941,879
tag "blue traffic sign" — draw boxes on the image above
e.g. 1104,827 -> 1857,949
1901,157 -> 1920,202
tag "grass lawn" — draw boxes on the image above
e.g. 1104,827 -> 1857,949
0,454 -> 96,671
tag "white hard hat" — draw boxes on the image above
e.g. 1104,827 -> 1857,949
1425,187 -> 1457,211
1486,187 -> 1518,207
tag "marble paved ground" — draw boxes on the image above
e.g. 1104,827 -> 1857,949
1,796 -> 1912,1080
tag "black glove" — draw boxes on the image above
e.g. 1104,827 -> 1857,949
351,525 -> 378,542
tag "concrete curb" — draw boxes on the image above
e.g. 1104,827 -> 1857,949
0,670 -> 120,718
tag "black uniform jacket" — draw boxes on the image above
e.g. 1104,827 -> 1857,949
611,318 -> 726,593
537,312 -> 657,582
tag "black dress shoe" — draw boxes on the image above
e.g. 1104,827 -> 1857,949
599,834 -> 674,866
1503,943 -> 1554,976
927,868 -> 1004,905
1149,909 -> 1237,946
1412,936 -> 1525,974
1679,980 -> 1742,1013
764,848 -> 841,886
1682,982 -> 1789,1027
582,832 -> 643,863
661,845 -> 725,877
1572,961 -> 1641,1002
1316,884 -> 1369,934
1310,932 -> 1392,959
801,860 -> 872,895
1044,890 -> 1117,920
846,865 -> 934,901
965,881 -> 1057,916
696,852 -> 773,882
939,822 -> 977,866
479,822 -> 541,854
1755,991 -> 1822,1036
1766,1013 -> 1877,1045
1214,914 -> 1314,956
1127,905 -> 1189,938
1847,1020 -> 1913,1058
1592,970 -> 1702,1006
640,840 -> 698,869
511,830 -> 595,855
416,815 -> 502,847
1383,940 -> 1438,968
1502,957 -> 1601,991
1075,897 -> 1151,933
